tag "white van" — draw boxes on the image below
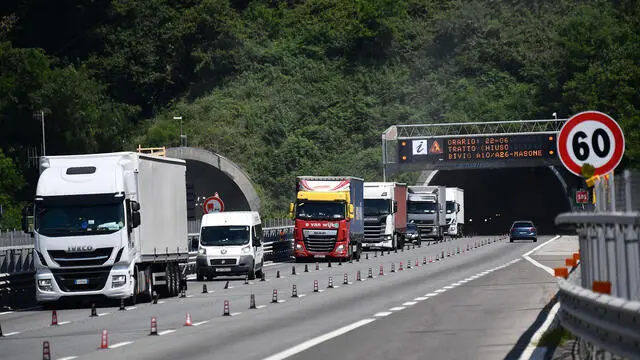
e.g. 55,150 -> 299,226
196,211 -> 264,280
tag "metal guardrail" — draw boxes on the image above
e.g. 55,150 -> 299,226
554,169 -> 640,359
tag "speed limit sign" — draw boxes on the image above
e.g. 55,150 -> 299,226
557,111 -> 625,177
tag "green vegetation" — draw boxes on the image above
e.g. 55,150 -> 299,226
1,0 -> 639,225
537,326 -> 575,348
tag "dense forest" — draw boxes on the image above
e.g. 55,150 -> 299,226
1,0 -> 639,228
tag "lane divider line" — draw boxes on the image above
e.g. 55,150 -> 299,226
3,331 -> 20,336
389,306 -> 406,311
522,235 -> 563,276
261,319 -> 376,360
374,312 -> 392,317
58,356 -> 78,360
108,341 -> 133,349
158,329 -> 176,336
402,301 -> 417,306
193,320 -> 209,326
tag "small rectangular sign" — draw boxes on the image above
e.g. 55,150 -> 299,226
576,190 -> 589,204
74,279 -> 89,285
215,268 -> 231,272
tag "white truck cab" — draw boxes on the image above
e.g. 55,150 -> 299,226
196,211 -> 264,281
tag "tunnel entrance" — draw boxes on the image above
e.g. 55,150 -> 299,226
166,147 -> 260,230
426,167 -> 577,235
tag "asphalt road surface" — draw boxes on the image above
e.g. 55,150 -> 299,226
0,235 -> 560,360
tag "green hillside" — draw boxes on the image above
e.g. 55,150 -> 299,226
1,0 -> 639,226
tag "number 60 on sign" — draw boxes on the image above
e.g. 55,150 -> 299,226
557,111 -> 625,177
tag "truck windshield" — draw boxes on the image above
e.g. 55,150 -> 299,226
408,202 -> 436,214
446,201 -> 456,214
200,226 -> 250,246
36,203 -> 125,237
364,199 -> 391,216
296,201 -> 345,220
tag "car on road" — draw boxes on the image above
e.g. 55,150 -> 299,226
510,220 -> 537,242
406,223 -> 421,245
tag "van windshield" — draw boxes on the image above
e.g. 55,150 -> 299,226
200,226 -> 250,246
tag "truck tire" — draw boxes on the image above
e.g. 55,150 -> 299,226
255,260 -> 264,279
248,261 -> 256,280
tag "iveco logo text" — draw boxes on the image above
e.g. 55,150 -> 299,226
67,245 -> 93,252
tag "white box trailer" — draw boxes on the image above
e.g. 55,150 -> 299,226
445,187 -> 465,237
23,152 -> 189,304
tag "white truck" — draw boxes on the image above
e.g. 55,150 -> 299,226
407,186 -> 447,241
445,187 -> 465,237
22,152 -> 189,305
363,182 -> 408,250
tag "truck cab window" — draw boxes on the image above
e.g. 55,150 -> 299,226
296,201 -> 346,220
201,226 -> 250,246
35,203 -> 125,237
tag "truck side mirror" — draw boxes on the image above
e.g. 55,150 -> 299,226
393,201 -> 398,213
289,203 -> 295,220
349,204 -> 355,220
131,211 -> 141,228
131,201 -> 140,212
457,203 -> 461,212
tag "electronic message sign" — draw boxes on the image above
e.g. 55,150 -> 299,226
397,133 -> 560,170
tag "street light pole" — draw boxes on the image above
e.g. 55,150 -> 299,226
173,116 -> 186,147
33,110 -> 46,155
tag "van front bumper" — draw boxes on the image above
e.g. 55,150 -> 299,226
196,255 -> 255,276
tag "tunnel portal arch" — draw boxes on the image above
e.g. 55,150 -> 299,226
166,147 -> 260,225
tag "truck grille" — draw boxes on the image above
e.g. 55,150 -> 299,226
210,258 -> 237,266
364,221 -> 385,242
48,248 -> 113,267
52,267 -> 110,292
304,235 -> 336,253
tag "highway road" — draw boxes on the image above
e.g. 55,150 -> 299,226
0,235 -> 561,360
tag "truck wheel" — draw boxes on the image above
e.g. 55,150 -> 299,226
248,262 -> 256,280
255,260 -> 264,278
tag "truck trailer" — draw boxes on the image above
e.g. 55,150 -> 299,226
22,152 -> 189,305
363,182 -> 407,250
290,176 -> 364,261
445,187 -> 465,237
407,186 -> 447,241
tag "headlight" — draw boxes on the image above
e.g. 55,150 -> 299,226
38,278 -> 53,291
336,245 -> 344,252
241,246 -> 251,254
385,235 -> 392,241
295,243 -> 304,251
411,234 -> 418,239
111,275 -> 126,288
198,247 -> 206,255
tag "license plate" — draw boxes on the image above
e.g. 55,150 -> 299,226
215,268 -> 231,272
315,255 -> 326,258
74,279 -> 89,285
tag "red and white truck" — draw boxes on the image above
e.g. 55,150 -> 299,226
289,176 -> 364,261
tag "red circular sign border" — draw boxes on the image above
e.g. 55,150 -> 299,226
557,111 -> 625,177
202,196 -> 224,214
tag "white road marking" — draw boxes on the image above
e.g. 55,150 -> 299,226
414,297 -> 428,301
256,305 -> 268,309
277,300 -> 286,303
522,235 -> 562,276
261,319 -> 376,360
3,331 -> 20,336
298,294 -> 307,298
443,285 -> 455,290
374,312 -> 392,317
518,302 -> 561,360
425,292 -> 438,297
193,320 -> 209,326
0,311 -> 14,316
58,356 -> 78,360
402,301 -> 417,306
127,306 -> 137,310
158,329 -> 176,336
97,312 -> 109,317
230,312 -> 241,316
157,301 -> 165,304
389,306 -> 406,311
57,321 -> 70,325
434,289 -> 446,293
109,341 -> 133,349
186,295 -> 194,298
